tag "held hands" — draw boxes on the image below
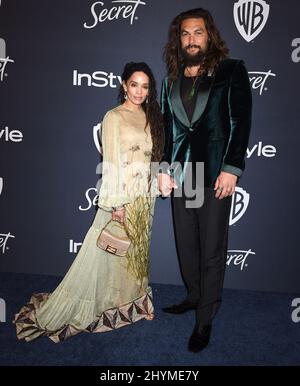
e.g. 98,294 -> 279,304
112,207 -> 125,223
158,173 -> 178,197
214,171 -> 237,199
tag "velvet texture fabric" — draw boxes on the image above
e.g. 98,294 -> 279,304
160,58 -> 252,186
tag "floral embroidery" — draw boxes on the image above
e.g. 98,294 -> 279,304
144,151 -> 152,158
132,171 -> 143,179
129,145 -> 140,152
129,144 -> 141,164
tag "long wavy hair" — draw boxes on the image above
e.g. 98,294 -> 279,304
118,62 -> 164,163
164,8 -> 229,80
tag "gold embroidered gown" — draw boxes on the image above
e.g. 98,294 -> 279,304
14,105 -> 157,342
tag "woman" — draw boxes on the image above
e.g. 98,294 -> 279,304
14,62 -> 165,342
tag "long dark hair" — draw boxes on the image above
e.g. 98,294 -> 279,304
164,8 -> 229,80
118,62 -> 164,163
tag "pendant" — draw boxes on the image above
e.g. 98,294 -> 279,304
188,85 -> 195,100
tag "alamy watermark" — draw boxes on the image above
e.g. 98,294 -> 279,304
94,160 -> 205,209
291,298 -> 300,323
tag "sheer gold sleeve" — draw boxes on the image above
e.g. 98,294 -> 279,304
97,111 -> 130,211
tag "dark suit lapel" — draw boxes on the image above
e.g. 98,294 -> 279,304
170,73 -> 190,127
170,71 -> 215,127
191,73 -> 215,125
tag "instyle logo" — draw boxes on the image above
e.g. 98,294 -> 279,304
84,0 -> 146,29
0,126 -> 23,142
246,141 -> 276,158
291,298 -> 300,323
0,298 -> 5,323
69,239 -> 83,254
0,232 -> 15,254
234,0 -> 270,42
248,70 -> 276,95
73,70 -> 121,88
227,249 -> 256,270
0,38 -> 15,82
230,187 -> 250,226
291,38 -> 300,63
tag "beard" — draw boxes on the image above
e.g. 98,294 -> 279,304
181,45 -> 206,66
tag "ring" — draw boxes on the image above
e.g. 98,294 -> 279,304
217,187 -> 223,192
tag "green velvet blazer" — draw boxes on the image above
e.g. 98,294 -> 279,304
160,58 -> 252,187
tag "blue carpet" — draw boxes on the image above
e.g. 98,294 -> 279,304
0,272 -> 299,366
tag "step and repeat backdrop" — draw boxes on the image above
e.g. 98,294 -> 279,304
0,0 -> 299,293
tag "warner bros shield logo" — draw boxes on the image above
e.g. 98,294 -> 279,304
93,122 -> 102,154
230,187 -> 250,226
234,0 -> 270,42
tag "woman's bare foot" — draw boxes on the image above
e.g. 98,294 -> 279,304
145,313 -> 154,321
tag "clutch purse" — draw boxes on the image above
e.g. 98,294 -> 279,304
97,219 -> 131,257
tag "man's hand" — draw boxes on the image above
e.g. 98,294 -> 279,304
158,173 -> 178,197
112,207 -> 125,223
214,171 -> 237,199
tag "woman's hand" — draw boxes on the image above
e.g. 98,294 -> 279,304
112,207 -> 125,223
158,173 -> 178,197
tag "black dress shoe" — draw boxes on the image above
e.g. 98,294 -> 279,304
162,300 -> 197,314
188,325 -> 212,352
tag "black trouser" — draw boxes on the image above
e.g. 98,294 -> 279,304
171,187 -> 232,326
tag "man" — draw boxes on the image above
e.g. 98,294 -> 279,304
159,8 -> 252,352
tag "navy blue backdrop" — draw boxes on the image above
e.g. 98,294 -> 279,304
0,0 -> 299,293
